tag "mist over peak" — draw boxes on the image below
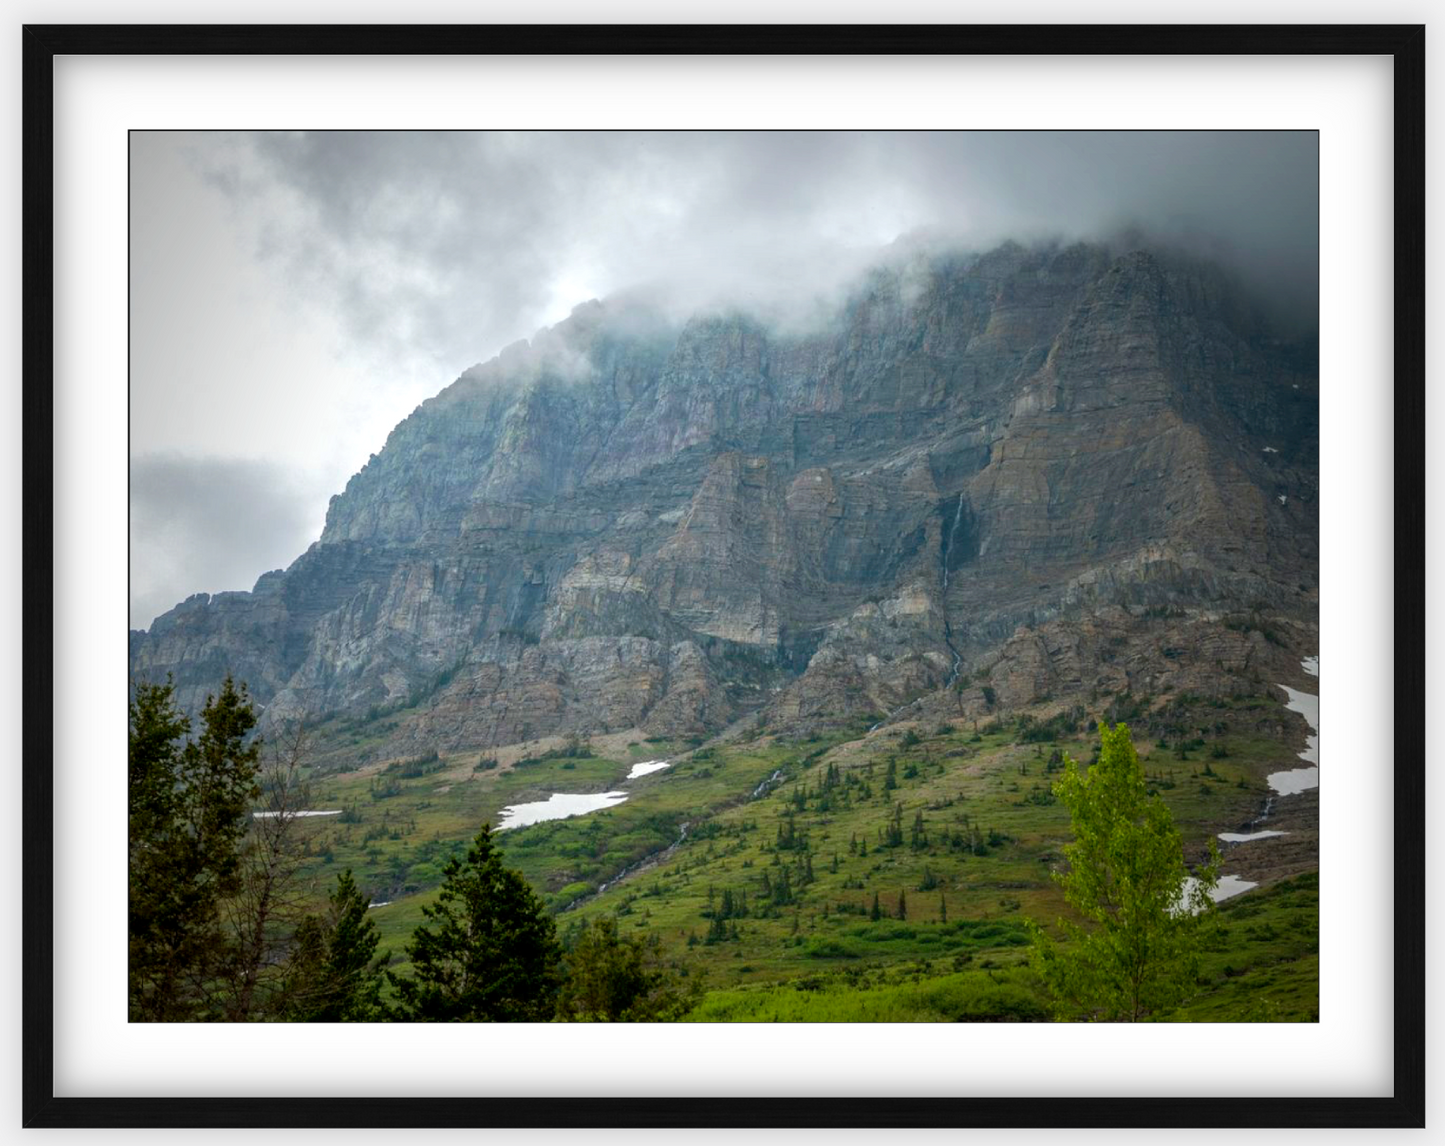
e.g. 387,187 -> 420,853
130,130 -> 1316,629
183,130 -> 1315,375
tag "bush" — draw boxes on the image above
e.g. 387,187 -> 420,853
384,750 -> 443,779
803,938 -> 863,960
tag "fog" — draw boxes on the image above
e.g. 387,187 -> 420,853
130,130 -> 1316,628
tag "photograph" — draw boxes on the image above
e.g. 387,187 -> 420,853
125,128 -> 1323,1026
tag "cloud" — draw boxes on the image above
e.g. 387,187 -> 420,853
130,131 -> 1318,626
193,130 -> 1319,372
129,455 -> 325,629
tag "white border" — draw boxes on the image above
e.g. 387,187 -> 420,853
53,53 -> 1391,1099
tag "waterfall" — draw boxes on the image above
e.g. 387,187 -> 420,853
941,491 -> 966,592
939,492 -> 966,690
871,493 -> 970,734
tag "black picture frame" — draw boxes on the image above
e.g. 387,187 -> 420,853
23,23 -> 1424,1129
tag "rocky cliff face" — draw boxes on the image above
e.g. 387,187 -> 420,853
129,240 -> 1318,761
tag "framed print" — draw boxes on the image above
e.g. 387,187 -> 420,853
24,23 -> 1423,1129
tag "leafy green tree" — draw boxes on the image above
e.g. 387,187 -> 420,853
1031,723 -> 1219,1021
390,826 -> 561,1021
556,917 -> 701,1021
284,870 -> 384,1021
129,676 -> 261,1020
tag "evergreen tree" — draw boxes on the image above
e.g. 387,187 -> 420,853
129,676 -> 261,1021
284,870 -> 384,1021
390,826 -> 561,1021
870,892 -> 882,922
1031,723 -> 1220,1021
556,917 -> 700,1022
896,889 -> 907,920
939,893 -> 947,923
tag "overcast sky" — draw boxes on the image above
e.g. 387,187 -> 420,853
129,130 -> 1318,629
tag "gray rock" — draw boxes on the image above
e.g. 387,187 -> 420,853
129,240 -> 1317,762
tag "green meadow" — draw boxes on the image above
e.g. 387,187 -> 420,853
279,690 -> 1318,1021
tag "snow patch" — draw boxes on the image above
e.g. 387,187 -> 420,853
626,759 -> 671,780
497,791 -> 629,830
252,810 -> 343,819
1268,657 -> 1319,795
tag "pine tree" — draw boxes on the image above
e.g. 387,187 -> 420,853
129,676 -> 261,1021
390,826 -> 561,1021
284,869 -> 383,1021
897,890 -> 907,920
556,917 -> 699,1022
939,893 -> 947,923
870,892 -> 882,922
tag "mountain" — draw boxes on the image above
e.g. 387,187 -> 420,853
129,239 -> 1318,765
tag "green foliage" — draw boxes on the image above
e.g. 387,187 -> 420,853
284,870 -> 384,1021
389,826 -> 562,1021
556,917 -> 701,1021
384,750 -> 444,779
128,676 -> 261,1021
1031,723 -> 1219,1021
685,966 -> 1050,1022
1014,706 -> 1085,744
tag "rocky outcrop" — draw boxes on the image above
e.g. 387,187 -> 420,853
129,239 -> 1318,762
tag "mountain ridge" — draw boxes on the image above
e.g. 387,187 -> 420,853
129,238 -> 1318,765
